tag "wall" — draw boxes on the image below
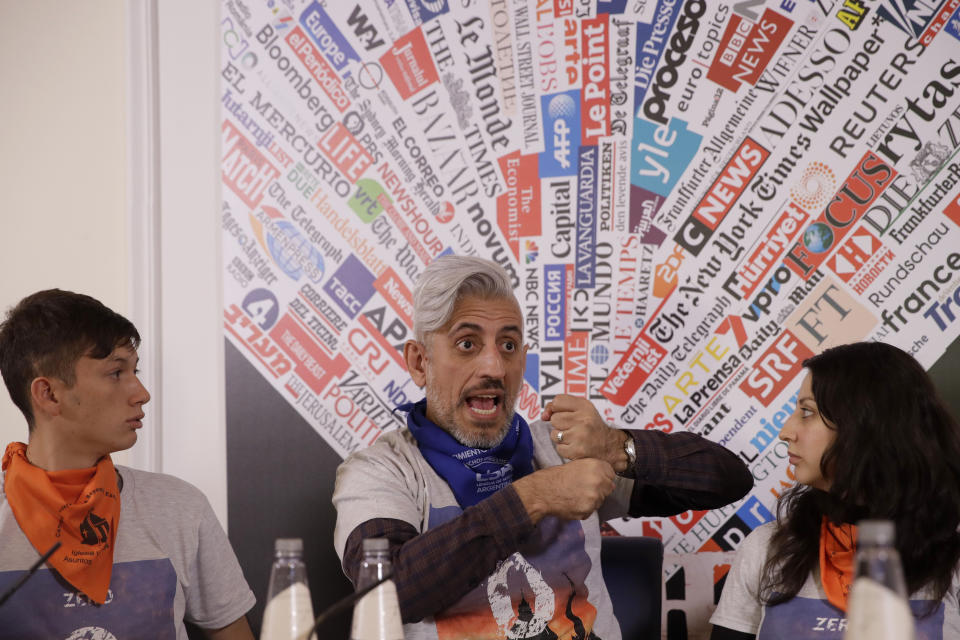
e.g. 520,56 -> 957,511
153,0 -> 230,527
0,2 -> 230,528
0,2 -> 130,463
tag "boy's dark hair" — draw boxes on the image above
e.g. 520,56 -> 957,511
0,289 -> 140,429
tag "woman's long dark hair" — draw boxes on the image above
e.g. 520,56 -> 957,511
760,341 -> 960,607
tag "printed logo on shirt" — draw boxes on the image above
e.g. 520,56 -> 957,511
426,507 -> 603,640
756,594 -> 946,639
65,627 -> 118,640
0,559 -> 177,639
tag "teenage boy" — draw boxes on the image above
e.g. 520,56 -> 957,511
0,289 -> 255,639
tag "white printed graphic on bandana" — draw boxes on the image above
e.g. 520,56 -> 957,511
476,463 -> 514,494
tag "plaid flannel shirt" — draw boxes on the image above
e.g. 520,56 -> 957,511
340,428 -> 752,623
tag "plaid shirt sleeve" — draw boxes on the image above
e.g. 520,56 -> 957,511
341,485 -> 533,623
341,429 -> 750,622
626,429 -> 753,516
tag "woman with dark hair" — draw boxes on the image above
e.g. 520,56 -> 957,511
710,341 -> 960,639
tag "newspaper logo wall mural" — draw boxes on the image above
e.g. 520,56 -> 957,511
221,0 -> 960,635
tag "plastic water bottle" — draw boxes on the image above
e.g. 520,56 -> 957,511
260,538 -> 315,640
844,520 -> 915,639
349,538 -> 403,640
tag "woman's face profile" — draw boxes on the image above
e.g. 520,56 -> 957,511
779,373 -> 836,491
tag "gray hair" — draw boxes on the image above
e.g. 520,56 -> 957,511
413,255 -> 517,342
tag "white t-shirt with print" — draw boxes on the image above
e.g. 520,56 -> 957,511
711,522 -> 960,639
0,465 -> 255,639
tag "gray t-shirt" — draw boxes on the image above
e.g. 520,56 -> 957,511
0,465 -> 255,639
711,522 -> 960,639
334,420 -> 634,640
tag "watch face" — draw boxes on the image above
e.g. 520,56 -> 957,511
618,436 -> 637,478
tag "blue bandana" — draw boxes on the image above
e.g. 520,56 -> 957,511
397,399 -> 534,508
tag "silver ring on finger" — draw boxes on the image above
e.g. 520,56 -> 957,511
556,430 -> 564,443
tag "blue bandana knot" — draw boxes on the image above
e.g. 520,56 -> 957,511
396,399 -> 534,508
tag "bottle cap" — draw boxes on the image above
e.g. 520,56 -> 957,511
362,538 -> 389,552
275,537 -> 303,553
857,520 -> 895,546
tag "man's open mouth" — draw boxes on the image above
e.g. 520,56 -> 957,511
466,394 -> 500,416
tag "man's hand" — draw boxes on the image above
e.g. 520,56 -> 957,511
542,394 -> 630,473
512,459 -> 616,524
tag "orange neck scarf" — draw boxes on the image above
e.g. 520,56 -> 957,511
819,517 -> 858,612
2,442 -> 120,604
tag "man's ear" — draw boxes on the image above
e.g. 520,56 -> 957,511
403,340 -> 428,388
29,376 -> 63,419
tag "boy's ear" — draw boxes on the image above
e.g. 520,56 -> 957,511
30,376 -> 64,419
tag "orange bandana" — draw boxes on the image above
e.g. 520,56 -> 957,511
2,442 -> 120,604
819,517 -> 858,612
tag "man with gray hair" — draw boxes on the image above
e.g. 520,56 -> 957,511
333,255 -> 751,638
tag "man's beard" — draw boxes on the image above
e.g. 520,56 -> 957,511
424,375 -> 517,449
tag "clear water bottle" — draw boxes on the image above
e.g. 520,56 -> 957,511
260,538 -> 315,640
349,538 -> 403,640
844,520 -> 915,639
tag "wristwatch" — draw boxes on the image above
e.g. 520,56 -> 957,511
618,431 -> 636,478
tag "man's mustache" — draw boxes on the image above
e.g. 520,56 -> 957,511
459,378 -> 507,402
